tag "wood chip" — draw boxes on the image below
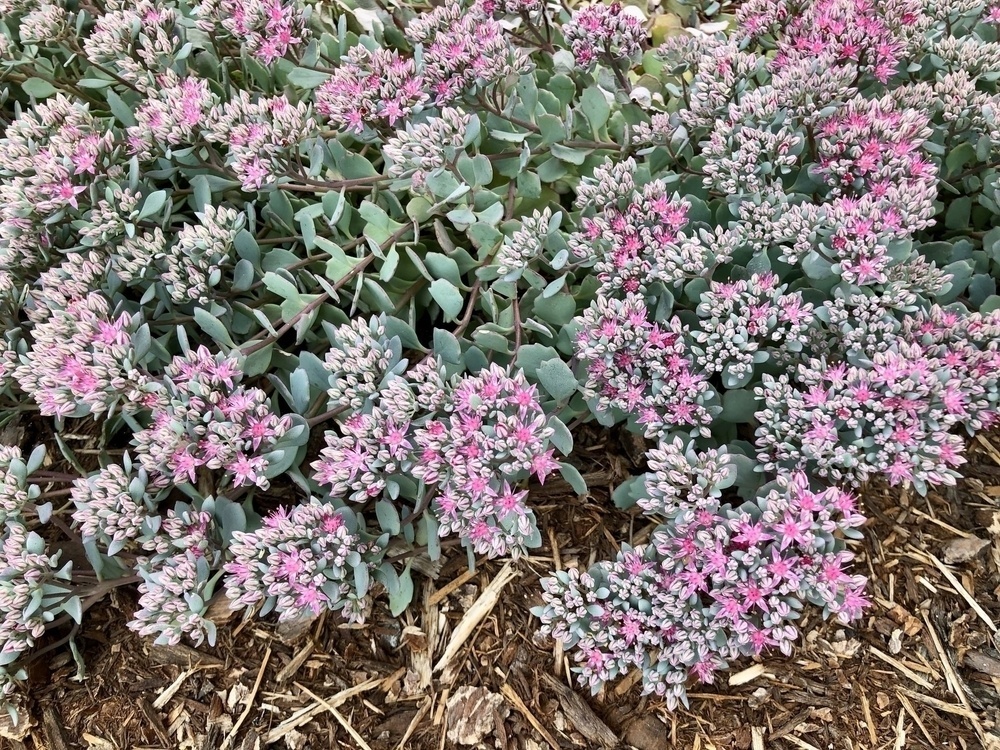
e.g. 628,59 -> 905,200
434,562 -> 518,680
222,646 -> 272,750
138,699 -> 172,747
396,697 -> 432,750
275,641 -> 314,684
918,550 -> 997,633
445,686 -> 504,747
896,688 -> 976,720
962,649 -> 1000,677
728,663 -> 769,687
263,669 -> 402,745
869,645 -> 934,689
942,537 -> 991,565
540,673 -> 618,748
82,734 -> 118,750
427,568 -> 478,608
896,691 -> 935,747
41,706 -> 70,750
499,683 -> 560,750
148,644 -> 224,668
859,687 -> 878,745
295,683 -> 373,750
153,668 -> 201,710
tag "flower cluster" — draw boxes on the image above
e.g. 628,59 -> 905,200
114,205 -> 245,303
225,500 -> 383,624
495,208 -> 555,278
0,95 -> 115,276
71,460 -> 153,556
312,318 -> 559,558
639,438 -> 734,519
413,365 -> 558,557
317,47 -> 428,134
18,4 -> 68,44
767,0 -> 908,83
127,75 -> 217,157
691,273 -> 815,388
195,0 -> 309,64
405,0 -> 532,103
204,93 -> 317,191
0,523 -> 74,674
15,293 -> 144,420
535,472 -> 867,707
133,347 -> 295,491
384,108 -> 473,187
755,309 -> 1000,491
571,173 -> 692,294
82,0 -> 183,90
563,2 -> 646,69
575,293 -> 715,439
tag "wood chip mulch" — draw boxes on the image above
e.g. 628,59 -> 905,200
7,428 -> 1000,749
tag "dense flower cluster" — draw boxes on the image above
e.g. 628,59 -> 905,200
496,208 -> 555,278
0,95 -> 114,276
115,205 -> 246,302
312,318 -> 558,558
133,347 -> 295,490
639,438 -> 734,519
82,0 -> 183,90
317,47 -> 428,134
691,273 -> 815,388
204,93 -> 317,191
127,75 -> 217,156
384,108 -> 473,187
71,460 -> 153,556
576,293 -> 715,439
563,2 -> 646,68
128,502 -> 222,646
405,0 -> 532,103
536,472 -> 868,707
15,293 -> 143,419
0,524 -> 74,672
225,501 -> 382,624
195,0 -> 309,63
757,307 -> 1000,491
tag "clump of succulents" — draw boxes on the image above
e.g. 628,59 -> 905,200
0,0 -> 998,716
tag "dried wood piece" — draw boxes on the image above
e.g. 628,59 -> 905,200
263,670 -> 401,745
942,537 -> 991,565
962,649 -> 1000,677
395,697 -> 431,750
222,646 -> 272,750
148,643 -> 224,668
41,705 -> 70,750
296,682 -> 373,750
539,672 -> 618,748
445,686 -> 505,746
434,562 -> 518,682
869,645 -> 934,689
153,668 -> 203,710
275,641 -> 315,684
138,699 -> 172,747
499,683 -> 560,750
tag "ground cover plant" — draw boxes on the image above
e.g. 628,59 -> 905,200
0,0 -> 1000,724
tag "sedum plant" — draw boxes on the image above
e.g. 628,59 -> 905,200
0,0 -> 997,718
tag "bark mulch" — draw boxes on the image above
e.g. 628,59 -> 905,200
7,428 -> 1000,749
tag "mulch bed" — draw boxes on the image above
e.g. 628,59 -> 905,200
7,428 -> 1000,749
